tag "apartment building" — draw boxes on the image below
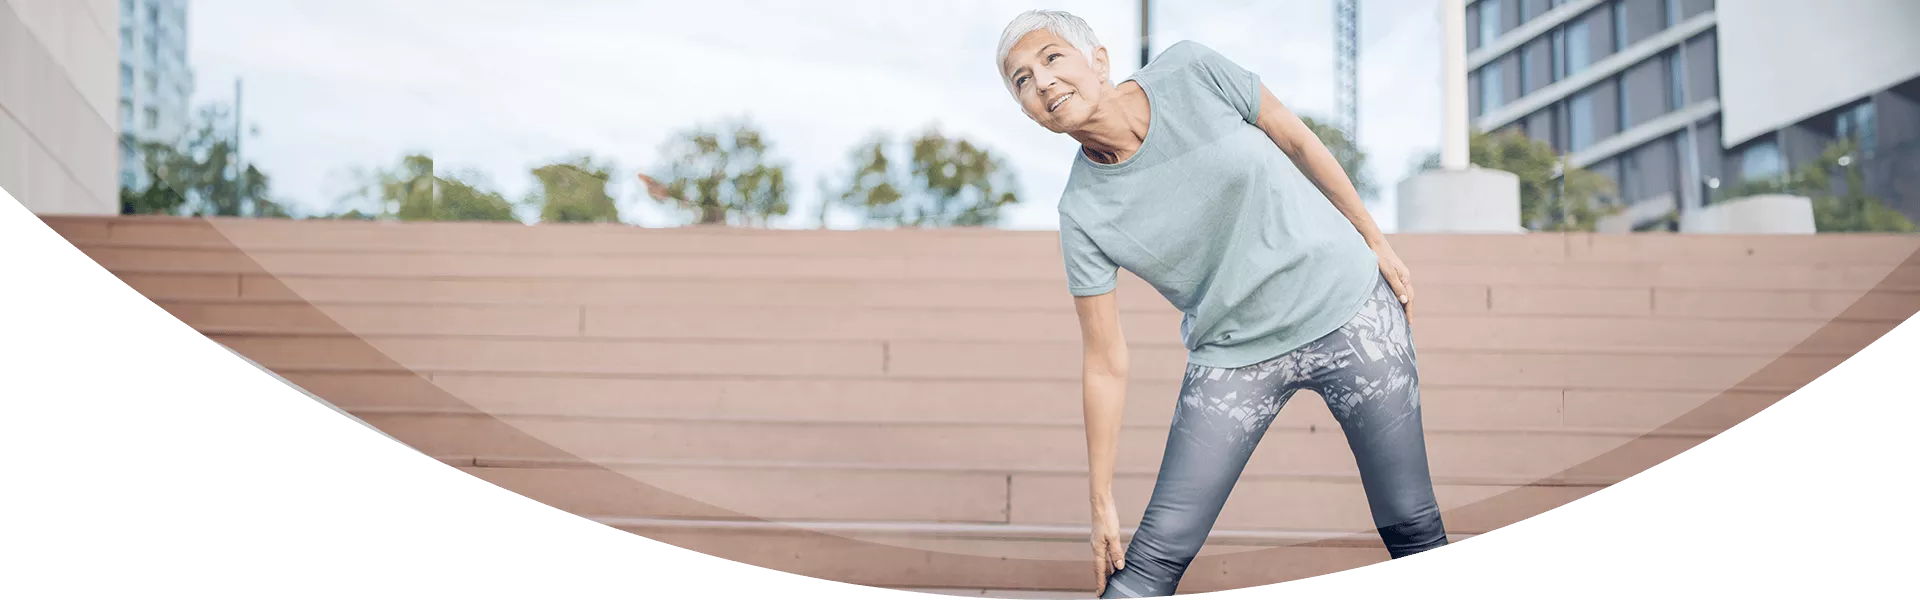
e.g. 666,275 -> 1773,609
117,0 -> 194,191
1466,0 -> 1920,231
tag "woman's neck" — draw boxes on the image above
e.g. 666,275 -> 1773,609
1072,83 -> 1150,165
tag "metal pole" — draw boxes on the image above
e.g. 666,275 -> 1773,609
1677,39 -> 1701,214
1440,0 -> 1470,171
1140,0 -> 1152,69
235,78 -> 245,216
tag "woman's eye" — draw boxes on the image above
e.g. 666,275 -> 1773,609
1016,76 -> 1028,87
1048,53 -> 1062,63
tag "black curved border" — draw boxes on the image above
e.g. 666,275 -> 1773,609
11,186 -> 1904,603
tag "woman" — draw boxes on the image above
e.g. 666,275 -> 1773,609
994,10 -> 1448,599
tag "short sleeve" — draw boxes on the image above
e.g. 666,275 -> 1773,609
1059,213 -> 1118,297
1178,41 -> 1263,124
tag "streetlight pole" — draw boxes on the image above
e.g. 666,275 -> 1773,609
1140,0 -> 1152,69
235,78 -> 245,217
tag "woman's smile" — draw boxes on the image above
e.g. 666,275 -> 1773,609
1049,92 -> 1074,112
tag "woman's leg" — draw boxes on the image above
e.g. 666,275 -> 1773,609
1303,273 -> 1449,558
1101,355 -> 1308,598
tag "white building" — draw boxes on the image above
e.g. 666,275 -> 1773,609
2,0 -> 120,215
1465,0 -> 1920,231
117,0 -> 195,192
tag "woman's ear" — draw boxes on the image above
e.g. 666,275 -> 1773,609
1092,46 -> 1111,83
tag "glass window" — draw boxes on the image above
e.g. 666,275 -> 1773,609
1616,75 -> 1630,134
1481,0 -> 1503,47
144,107 -> 159,131
1481,65 -> 1505,115
145,71 -> 157,95
1622,150 -> 1643,202
120,64 -> 133,92
1570,91 -> 1595,151
1664,0 -> 1680,27
1837,101 -> 1878,158
1740,140 -> 1784,180
1675,129 -> 1695,204
1567,22 -> 1592,74
1550,30 -> 1566,82
1666,52 -> 1684,111
119,100 -> 133,129
1519,50 -> 1533,94
1613,2 -> 1628,52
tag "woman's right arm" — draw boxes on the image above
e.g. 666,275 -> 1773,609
1075,289 -> 1130,593
1076,289 -> 1129,501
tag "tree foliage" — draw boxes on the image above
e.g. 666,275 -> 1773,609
1299,115 -> 1376,201
1421,129 -> 1619,231
119,104 -> 288,218
645,118 -> 790,226
529,154 -> 621,224
341,154 -> 519,222
827,125 -> 1020,228
1714,139 -> 1915,233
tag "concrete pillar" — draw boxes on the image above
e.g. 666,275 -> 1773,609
1396,167 -> 1526,233
1680,194 -> 1817,234
0,0 -> 120,215
1395,0 -> 1524,234
1440,0 -> 1469,171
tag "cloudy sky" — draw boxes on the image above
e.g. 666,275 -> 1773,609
186,0 -> 1444,231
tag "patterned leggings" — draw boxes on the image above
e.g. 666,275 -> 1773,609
1100,272 -> 1448,598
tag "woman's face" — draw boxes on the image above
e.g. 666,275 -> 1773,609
1003,30 -> 1110,133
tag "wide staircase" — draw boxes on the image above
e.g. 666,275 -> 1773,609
40,214 -> 1920,595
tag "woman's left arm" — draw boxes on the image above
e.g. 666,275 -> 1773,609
1248,84 -> 1415,313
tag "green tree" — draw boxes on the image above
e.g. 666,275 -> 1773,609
826,125 -> 1020,228
1420,129 -> 1620,231
310,209 -> 379,221
119,104 -> 282,218
1300,115 -> 1376,201
831,131 -> 907,226
1714,139 -> 1915,233
641,118 -> 790,226
343,154 -> 520,222
528,154 -> 621,224
334,152 -> 522,221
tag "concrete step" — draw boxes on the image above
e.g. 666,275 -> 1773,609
458,461 -> 1595,534
887,588 -> 1100,600
368,412 -> 1706,483
107,269 -> 1920,323
155,299 -> 1898,356
211,334 -> 1846,390
43,215 -> 1920,265
293,371 -> 1784,432
71,241 -> 1920,290
591,515 -> 1475,593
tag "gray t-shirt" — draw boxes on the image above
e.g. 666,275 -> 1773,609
1058,40 -> 1380,369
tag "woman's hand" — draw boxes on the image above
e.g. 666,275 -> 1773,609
1090,494 -> 1126,597
1374,240 -> 1414,317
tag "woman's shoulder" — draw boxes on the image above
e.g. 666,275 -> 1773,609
1151,40 -> 1226,71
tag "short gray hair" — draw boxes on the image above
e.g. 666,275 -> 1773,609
995,9 -> 1107,91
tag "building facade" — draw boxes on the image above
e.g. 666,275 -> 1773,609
1465,0 -> 1920,231
2,0 -> 120,215
117,0 -> 194,191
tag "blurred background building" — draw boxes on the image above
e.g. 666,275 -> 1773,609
2,0 -> 120,216
1466,0 -> 1920,231
115,0 -> 194,190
